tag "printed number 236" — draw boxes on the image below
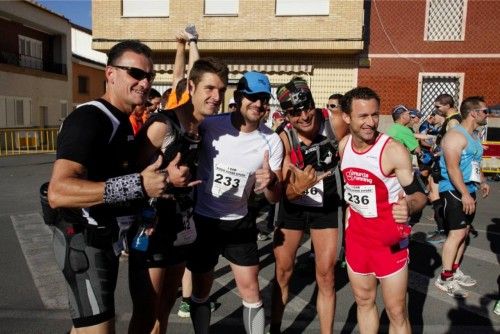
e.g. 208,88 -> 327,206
215,174 -> 240,188
347,193 -> 369,205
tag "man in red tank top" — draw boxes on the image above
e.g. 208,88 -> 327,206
339,87 -> 427,334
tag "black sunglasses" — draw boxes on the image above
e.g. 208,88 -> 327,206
475,108 -> 490,115
327,104 -> 338,109
286,105 -> 313,117
244,93 -> 270,105
111,65 -> 156,82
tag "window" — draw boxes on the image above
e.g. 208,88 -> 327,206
418,73 -> 463,118
78,76 -> 89,94
425,0 -> 467,41
0,96 -> 32,127
18,35 -> 43,70
122,0 -> 169,17
276,0 -> 329,16
205,0 -> 238,15
60,101 -> 68,119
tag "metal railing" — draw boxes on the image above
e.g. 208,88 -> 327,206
0,127 -> 58,156
0,51 -> 67,75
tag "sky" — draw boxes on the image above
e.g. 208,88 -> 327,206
37,0 -> 92,30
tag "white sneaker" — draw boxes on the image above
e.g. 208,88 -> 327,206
454,268 -> 477,287
435,277 -> 468,298
185,24 -> 198,41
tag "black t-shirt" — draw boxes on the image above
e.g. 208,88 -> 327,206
57,99 -> 137,225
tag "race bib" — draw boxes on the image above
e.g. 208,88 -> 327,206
469,161 -> 481,183
344,184 -> 377,218
209,162 -> 250,200
173,208 -> 197,247
291,180 -> 324,207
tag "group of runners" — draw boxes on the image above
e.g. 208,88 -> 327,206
45,26 -> 491,334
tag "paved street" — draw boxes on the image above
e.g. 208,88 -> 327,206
0,154 -> 499,333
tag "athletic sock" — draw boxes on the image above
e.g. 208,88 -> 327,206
190,297 -> 211,334
242,300 -> 265,334
452,263 -> 460,272
431,199 -> 445,232
441,270 -> 453,281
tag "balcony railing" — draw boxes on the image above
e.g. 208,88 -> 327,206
0,127 -> 58,156
0,51 -> 67,75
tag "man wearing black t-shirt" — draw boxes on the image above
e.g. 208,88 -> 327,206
48,40 -> 168,334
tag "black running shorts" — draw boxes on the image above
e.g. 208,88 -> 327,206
186,213 -> 259,273
276,202 -> 339,230
441,190 -> 476,231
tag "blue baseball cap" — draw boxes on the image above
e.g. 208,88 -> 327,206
237,71 -> 271,96
409,109 -> 423,118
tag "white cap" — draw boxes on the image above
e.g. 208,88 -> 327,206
229,98 -> 236,105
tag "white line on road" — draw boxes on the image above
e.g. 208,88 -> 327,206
11,213 -> 68,310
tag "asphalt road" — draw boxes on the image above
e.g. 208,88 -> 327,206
0,153 -> 498,333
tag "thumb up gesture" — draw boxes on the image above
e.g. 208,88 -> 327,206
254,151 -> 277,193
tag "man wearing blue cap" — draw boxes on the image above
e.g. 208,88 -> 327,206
187,71 -> 284,334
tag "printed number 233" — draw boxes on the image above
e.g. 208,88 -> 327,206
215,174 -> 240,188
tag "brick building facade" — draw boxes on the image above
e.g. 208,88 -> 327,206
91,0 -> 365,110
358,0 -> 500,116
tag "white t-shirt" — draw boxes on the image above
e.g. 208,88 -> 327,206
195,113 -> 283,220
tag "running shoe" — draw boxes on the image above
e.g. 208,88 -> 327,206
426,230 -> 446,244
177,301 -> 216,318
454,268 -> 477,287
494,300 -> 500,316
257,232 -> 271,241
177,301 -> 190,318
435,277 -> 468,298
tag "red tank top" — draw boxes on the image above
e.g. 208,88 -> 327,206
341,134 -> 403,247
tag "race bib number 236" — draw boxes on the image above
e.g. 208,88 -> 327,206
344,184 -> 377,218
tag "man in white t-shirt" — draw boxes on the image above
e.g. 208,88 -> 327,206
187,71 -> 284,334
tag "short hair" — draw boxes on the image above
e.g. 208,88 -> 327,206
328,93 -> 343,101
434,93 -> 455,108
189,57 -> 229,88
460,96 -> 485,118
106,40 -> 152,66
340,87 -> 380,115
148,88 -> 161,100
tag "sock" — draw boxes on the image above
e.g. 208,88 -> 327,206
190,297 -> 211,334
182,297 -> 190,303
269,323 -> 281,334
242,300 -> 265,334
431,199 -> 445,232
441,270 -> 453,281
452,263 -> 460,272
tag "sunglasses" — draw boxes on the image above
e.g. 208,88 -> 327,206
475,108 -> 490,115
244,93 -> 270,105
286,105 -> 314,117
111,65 -> 156,82
327,104 -> 338,109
